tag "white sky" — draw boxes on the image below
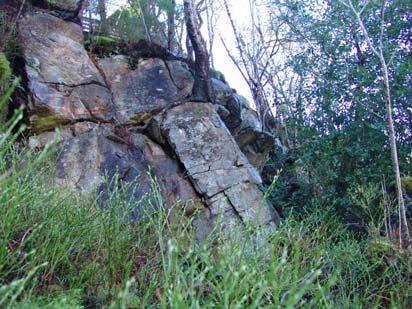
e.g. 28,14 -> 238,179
109,0 -> 253,101
213,0 -> 252,100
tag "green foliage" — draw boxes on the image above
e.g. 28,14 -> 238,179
402,176 -> 412,196
104,8 -> 144,41
0,117 -> 411,307
211,69 -> 227,83
0,52 -> 19,129
263,0 -> 412,226
91,35 -> 117,47
0,52 -> 11,87
107,0 -> 179,45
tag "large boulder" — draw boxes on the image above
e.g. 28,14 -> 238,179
19,5 -> 279,242
33,0 -> 84,21
98,56 -> 193,125
162,102 -> 262,198
31,122 -> 201,220
161,102 -> 278,240
19,10 -> 113,132
55,123 -> 153,207
212,83 -> 276,171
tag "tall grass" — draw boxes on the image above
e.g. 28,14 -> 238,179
1,145 -> 411,307
0,82 -> 411,308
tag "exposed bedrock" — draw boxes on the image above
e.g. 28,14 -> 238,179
19,5 -> 279,241
98,56 -> 193,125
160,102 -> 279,241
41,122 -> 200,220
211,78 -> 276,171
19,10 -> 113,131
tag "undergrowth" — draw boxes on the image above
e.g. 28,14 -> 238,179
0,76 -> 411,308
1,143 -> 411,307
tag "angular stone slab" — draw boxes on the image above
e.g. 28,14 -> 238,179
98,56 -> 193,125
161,102 -> 278,239
214,92 -> 275,171
193,183 -> 279,242
162,102 -> 262,198
19,11 -> 113,131
130,133 -> 202,211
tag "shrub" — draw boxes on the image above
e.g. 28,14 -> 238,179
211,69 -> 227,83
92,35 -> 118,47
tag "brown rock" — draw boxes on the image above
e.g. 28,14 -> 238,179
98,56 -> 193,125
19,11 -> 113,132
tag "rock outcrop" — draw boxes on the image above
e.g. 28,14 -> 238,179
212,79 -> 276,171
19,3 -> 279,242
19,10 -> 113,131
98,56 -> 193,125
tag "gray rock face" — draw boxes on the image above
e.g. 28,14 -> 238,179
162,102 -> 262,198
211,78 -> 233,102
98,56 -> 193,125
130,133 -> 202,213
161,103 -> 278,239
20,8 -> 279,242
213,88 -> 275,171
49,122 -> 199,219
45,0 -> 83,20
19,10 -> 113,132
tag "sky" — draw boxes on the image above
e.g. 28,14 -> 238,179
213,0 -> 253,101
107,0 -> 253,101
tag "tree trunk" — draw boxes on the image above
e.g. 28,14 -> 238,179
97,0 -> 108,35
382,61 -> 410,246
344,0 -> 411,246
167,0 -> 176,52
183,0 -> 211,102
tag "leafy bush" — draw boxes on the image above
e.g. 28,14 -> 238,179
91,35 -> 118,47
402,176 -> 412,196
211,69 -> 227,83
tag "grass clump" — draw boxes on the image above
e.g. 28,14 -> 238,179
1,147 -> 411,307
0,52 -> 13,126
0,53 -> 11,87
0,51 -> 21,130
1,83 -> 411,308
